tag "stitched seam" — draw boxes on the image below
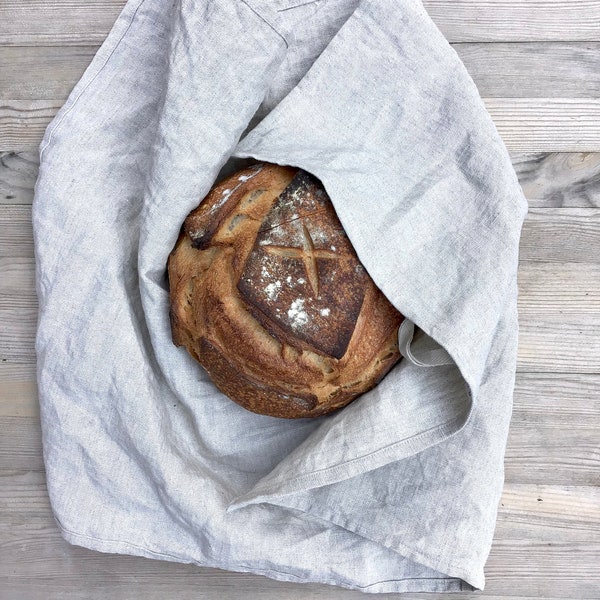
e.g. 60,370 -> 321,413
39,0 -> 289,160
263,501 -> 481,588
39,0 -> 148,161
242,412 -> 468,496
57,520 -> 468,591
240,0 -> 290,48
277,0 -> 322,11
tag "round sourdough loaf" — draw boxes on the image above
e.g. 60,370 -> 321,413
167,162 -> 404,418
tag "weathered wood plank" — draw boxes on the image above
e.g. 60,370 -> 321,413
0,583 -> 584,600
2,472 -> 597,542
1,0 -> 600,45
506,374 -> 600,485
2,259 -> 596,318
483,98 -> 600,153
497,484 -> 600,542
1,44 -> 600,152
2,372 -> 598,484
457,42 -> 600,98
0,151 -> 39,204
9,259 -> 594,324
0,100 -> 59,152
0,206 -> 34,258
424,0 -> 600,42
517,315 -> 600,373
483,542 -> 600,599
2,208 -> 600,368
0,469 -> 598,598
517,262 -> 600,315
4,206 -> 600,261
0,256 -> 35,294
0,315 -> 35,364
0,0 -> 125,47
5,306 -> 597,371
4,98 -> 599,153
0,362 -> 37,417
3,44 -> 600,102
0,46 -> 95,101
3,151 -> 600,207
518,209 -> 600,263
0,256 -> 36,364
0,418 -> 43,471
513,152 -> 600,207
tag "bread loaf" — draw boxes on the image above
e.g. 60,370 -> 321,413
167,162 -> 404,418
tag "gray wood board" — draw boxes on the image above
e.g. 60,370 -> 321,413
3,42 -> 600,152
1,206 -> 600,370
0,469 -> 598,598
3,150 -> 600,207
2,0 -> 600,45
4,98 -> 600,152
3,206 -> 599,261
2,2 -> 599,598
2,368 -> 599,485
3,43 -> 600,101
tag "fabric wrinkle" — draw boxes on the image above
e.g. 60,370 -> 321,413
31,0 -> 527,593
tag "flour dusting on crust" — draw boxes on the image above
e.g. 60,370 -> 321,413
288,299 -> 308,328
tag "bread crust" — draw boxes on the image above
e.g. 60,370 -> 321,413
167,162 -> 404,418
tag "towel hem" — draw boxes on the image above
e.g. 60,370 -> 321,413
227,406 -> 470,509
269,498 -> 484,591
54,519 -> 476,593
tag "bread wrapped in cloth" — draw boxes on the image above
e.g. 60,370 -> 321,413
167,162 -> 404,418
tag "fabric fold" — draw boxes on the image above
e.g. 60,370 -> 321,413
221,0 -> 526,507
32,0 -> 528,593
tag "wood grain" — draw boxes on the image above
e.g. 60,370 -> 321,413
517,262 -> 600,315
506,374 -> 600,486
0,417 -> 42,471
0,469 -> 598,598
3,476 -> 598,540
2,371 -> 598,483
482,98 -> 600,153
3,44 -> 600,102
497,484 -> 600,541
424,0 -> 600,42
4,98 -> 600,153
518,209 -> 600,262
4,207 -> 600,261
518,315 -> 600,373
457,43 -> 600,98
2,2 -> 599,597
3,151 -> 600,207
0,206 -> 34,258
2,44 -> 600,153
0,151 -> 39,204
513,152 -> 600,207
2,207 -> 599,368
4,299 -> 600,371
0,100 -> 59,152
0,0 -> 125,46
0,362 -> 37,417
0,46 -> 95,100
1,0 -> 600,45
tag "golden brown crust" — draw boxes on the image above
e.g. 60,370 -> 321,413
167,162 -> 404,418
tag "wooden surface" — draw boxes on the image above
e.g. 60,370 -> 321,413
1,1 -> 599,598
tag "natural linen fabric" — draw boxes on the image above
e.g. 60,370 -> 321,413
32,0 -> 528,593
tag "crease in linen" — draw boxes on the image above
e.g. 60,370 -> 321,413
32,0 -> 528,593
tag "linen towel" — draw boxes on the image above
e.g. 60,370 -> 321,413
32,0 -> 528,593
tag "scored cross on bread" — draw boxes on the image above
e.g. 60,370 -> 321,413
262,222 -> 338,297
167,162 -> 404,418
